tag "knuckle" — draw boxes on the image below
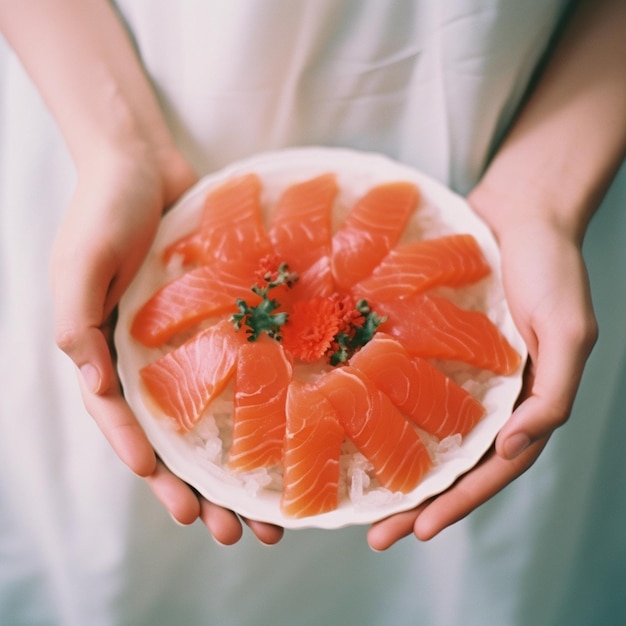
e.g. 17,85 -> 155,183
54,321 -> 82,355
549,407 -> 571,430
584,317 -> 599,351
562,313 -> 599,355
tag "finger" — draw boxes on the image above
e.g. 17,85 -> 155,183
199,499 -> 244,546
367,506 -> 426,551
69,325 -> 117,395
242,518 -> 285,545
144,460 -> 201,525
79,378 -> 157,477
497,310 -> 597,460
414,438 -> 548,541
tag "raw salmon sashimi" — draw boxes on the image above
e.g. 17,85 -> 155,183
130,262 -> 261,348
281,381 -> 345,518
121,161 -> 525,522
164,173 -> 268,265
316,366 -> 432,493
139,320 -> 246,431
268,174 -> 338,306
228,340 -> 293,472
284,256 -> 335,305
377,294 -> 521,376
349,334 -> 485,439
353,234 -> 491,302
268,173 -> 337,273
205,221 -> 273,267
331,181 -> 420,290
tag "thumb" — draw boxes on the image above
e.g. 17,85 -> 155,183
51,237 -> 118,395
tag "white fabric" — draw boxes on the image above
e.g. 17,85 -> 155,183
1,1 -> 625,624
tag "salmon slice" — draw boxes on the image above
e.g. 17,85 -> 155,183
206,221 -> 273,266
353,234 -> 491,302
377,294 -> 521,375
139,320 -> 246,431
281,381 -> 345,518
350,334 -> 485,439
280,256 -> 335,311
228,341 -> 292,472
130,263 -> 260,348
317,366 -> 432,493
164,173 -> 268,265
331,181 -> 420,290
269,174 -> 337,273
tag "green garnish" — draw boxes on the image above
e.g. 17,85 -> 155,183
231,260 -> 297,341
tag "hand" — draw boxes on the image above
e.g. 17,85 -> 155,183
51,144 -> 284,545
367,207 -> 598,550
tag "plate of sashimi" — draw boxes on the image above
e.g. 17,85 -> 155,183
115,147 -> 527,529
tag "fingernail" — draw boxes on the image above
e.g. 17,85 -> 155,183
80,363 -> 101,394
503,433 -> 531,459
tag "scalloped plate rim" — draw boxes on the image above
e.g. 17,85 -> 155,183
115,146 -> 527,530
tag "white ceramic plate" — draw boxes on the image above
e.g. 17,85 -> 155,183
115,147 -> 527,529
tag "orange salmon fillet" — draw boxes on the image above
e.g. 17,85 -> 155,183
353,234 -> 491,302
268,174 -> 338,308
164,173 -> 269,265
130,264 -> 260,348
281,381 -> 345,518
331,181 -> 419,290
317,366 -> 432,493
228,341 -> 292,472
139,320 -> 246,431
350,334 -> 486,439
269,173 -> 337,273
377,294 -> 521,375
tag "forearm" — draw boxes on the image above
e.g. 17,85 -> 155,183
471,0 -> 626,242
0,0 -> 173,169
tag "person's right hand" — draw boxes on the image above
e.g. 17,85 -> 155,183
51,143 -> 284,546
1,0 -> 284,545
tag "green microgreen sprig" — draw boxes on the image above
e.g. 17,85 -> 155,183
231,261 -> 297,342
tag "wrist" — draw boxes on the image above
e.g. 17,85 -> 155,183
468,0 -> 626,246
468,160 -> 597,247
67,62 -> 175,169
1,0 -> 180,181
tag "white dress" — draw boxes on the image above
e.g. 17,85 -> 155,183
1,2 -> 625,624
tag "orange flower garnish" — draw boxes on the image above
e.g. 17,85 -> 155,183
281,297 -> 341,362
235,257 -> 383,362
329,293 -> 365,333
254,253 -> 297,290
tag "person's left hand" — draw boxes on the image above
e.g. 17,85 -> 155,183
367,192 -> 598,550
